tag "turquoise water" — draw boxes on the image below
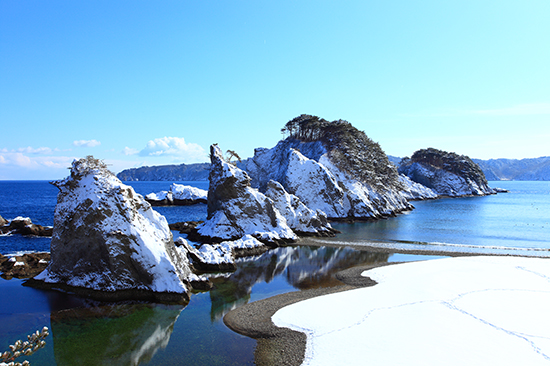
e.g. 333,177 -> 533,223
1,180 -> 549,365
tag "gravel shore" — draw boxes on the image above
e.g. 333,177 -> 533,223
223,262 -> 398,366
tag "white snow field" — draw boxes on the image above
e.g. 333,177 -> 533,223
273,256 -> 550,366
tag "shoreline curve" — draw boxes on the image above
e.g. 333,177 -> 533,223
223,262 -> 398,366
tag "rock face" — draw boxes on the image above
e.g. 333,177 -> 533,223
145,183 -> 208,206
0,216 -> 53,236
31,156 -> 197,303
244,115 -> 422,220
194,145 -> 297,245
264,180 -> 338,236
399,148 -> 494,197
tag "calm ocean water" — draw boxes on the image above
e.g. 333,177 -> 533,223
1,180 -> 548,365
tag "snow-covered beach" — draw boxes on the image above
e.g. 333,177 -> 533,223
226,255 -> 550,366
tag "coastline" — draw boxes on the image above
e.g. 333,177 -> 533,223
222,242 -> 550,366
223,261 -> 399,366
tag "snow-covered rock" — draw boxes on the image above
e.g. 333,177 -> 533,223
31,156 -> 200,303
264,180 -> 337,236
245,141 -> 414,219
398,174 -> 438,200
399,148 -> 494,197
0,216 -> 53,236
176,235 -> 268,272
145,183 -> 207,206
194,145 -> 297,245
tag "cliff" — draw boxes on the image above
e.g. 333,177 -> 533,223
399,148 -> 494,196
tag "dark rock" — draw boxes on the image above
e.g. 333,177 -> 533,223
399,148 -> 495,197
0,216 -> 53,237
1,252 -> 50,279
169,221 -> 204,234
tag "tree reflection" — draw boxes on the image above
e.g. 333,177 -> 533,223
209,245 -> 389,320
49,303 -> 185,366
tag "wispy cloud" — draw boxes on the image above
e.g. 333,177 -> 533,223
122,147 -> 140,156
16,146 -> 58,154
0,151 -> 74,169
73,139 -> 101,148
136,137 -> 207,162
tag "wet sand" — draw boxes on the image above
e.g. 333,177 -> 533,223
223,262 -> 399,366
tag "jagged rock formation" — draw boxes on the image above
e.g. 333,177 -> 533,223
193,145 -> 297,245
244,115 -> 423,220
30,156 -> 203,303
116,162 -> 210,181
145,183 -> 208,206
0,216 -> 53,236
399,148 -> 494,197
265,180 -> 338,236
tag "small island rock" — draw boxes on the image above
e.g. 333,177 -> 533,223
399,148 -> 494,197
145,183 -> 208,206
30,156 -> 201,303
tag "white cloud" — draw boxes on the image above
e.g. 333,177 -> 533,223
17,146 -> 55,154
73,139 -> 101,148
138,137 -> 207,162
122,147 -> 140,156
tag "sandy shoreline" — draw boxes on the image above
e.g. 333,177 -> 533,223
223,262 -> 399,366
223,242 -> 549,366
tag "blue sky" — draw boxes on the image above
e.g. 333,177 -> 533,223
1,1 -> 549,180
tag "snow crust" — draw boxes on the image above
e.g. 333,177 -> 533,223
273,256 -> 550,366
398,174 -> 438,200
265,180 -> 334,235
146,183 -> 207,202
35,157 -> 194,295
176,235 -> 265,267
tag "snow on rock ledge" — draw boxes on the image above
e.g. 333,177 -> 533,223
29,156 -> 200,303
145,183 -> 208,206
176,235 -> 268,272
192,145 -> 297,245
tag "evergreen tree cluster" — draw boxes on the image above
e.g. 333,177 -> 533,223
281,115 -> 402,191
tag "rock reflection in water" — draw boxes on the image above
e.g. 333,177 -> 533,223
49,303 -> 185,366
210,245 -> 389,320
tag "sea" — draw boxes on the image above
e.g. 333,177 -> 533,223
1,180 -> 549,365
